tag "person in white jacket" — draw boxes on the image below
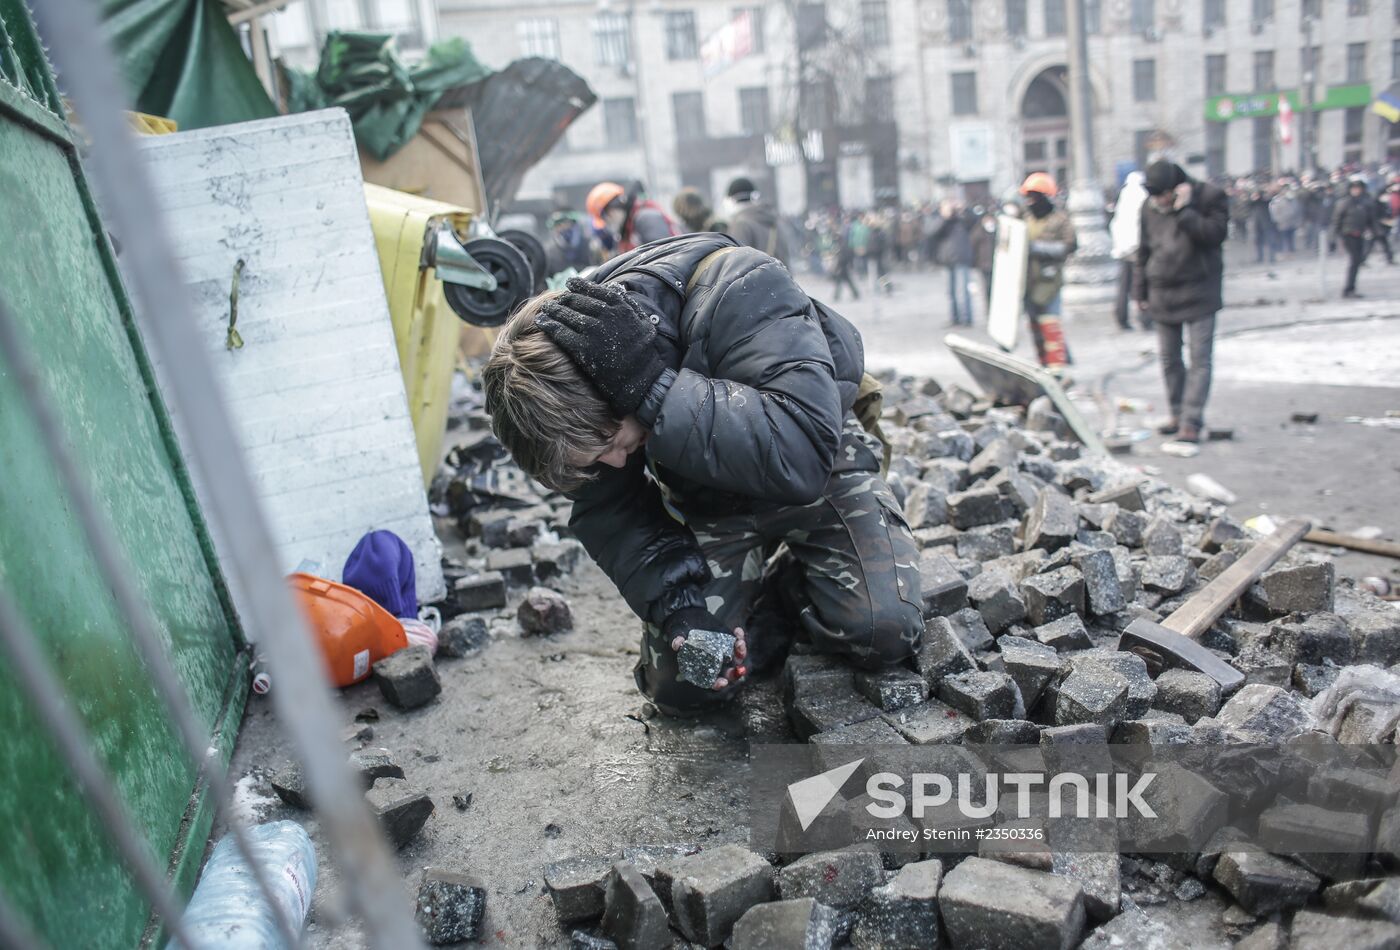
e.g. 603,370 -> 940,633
1111,171 -> 1150,331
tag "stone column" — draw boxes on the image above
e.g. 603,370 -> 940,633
1061,0 -> 1117,307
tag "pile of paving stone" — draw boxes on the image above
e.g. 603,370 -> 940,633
539,373 -> 1400,949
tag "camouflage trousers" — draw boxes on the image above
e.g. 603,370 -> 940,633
635,426 -> 924,715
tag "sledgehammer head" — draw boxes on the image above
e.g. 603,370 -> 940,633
1118,617 -> 1245,694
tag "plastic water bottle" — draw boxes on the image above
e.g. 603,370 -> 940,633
168,821 -> 317,950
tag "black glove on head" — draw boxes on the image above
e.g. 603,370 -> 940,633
534,277 -> 668,418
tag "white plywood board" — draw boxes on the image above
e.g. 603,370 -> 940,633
988,214 -> 1027,351
137,109 -> 446,609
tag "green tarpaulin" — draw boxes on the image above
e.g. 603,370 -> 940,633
101,0 -> 276,129
283,32 -> 491,160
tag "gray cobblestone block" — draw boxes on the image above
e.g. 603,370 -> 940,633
1086,482 -> 1145,511
1232,645 -> 1292,688
791,683 -> 882,740
957,524 -> 1018,561
676,629 -> 735,687
850,859 -> 942,950
1198,516 -> 1245,554
783,654 -> 854,703
531,540 -> 582,581
854,668 -> 929,711
969,438 -> 1019,480
937,670 -> 1021,721
1034,614 -> 1092,652
1139,555 -> 1194,594
467,508 -> 515,547
1068,651 -> 1156,719
518,586 -> 574,636
569,931 -> 618,950
1103,508 -> 1146,548
940,857 -> 1085,950
1020,567 -> 1086,626
948,606 -> 995,652
1112,718 -> 1194,745
914,524 -> 961,550
415,867 -> 486,945
373,645 -> 442,710
667,844 -> 777,946
453,571 -> 507,611
778,846 -> 885,910
1346,607 -> 1400,666
1142,517 -> 1184,555
917,551 -> 968,617
1272,613 -> 1354,667
1151,669 -> 1222,724
1308,767 -> 1398,816
1244,560 -> 1335,616
882,699 -> 975,745
730,898 -> 838,950
902,482 -> 948,529
965,718 -> 1041,744
347,748 -> 405,787
998,635 -> 1065,712
1257,802 -> 1370,882
601,863 -> 670,950
438,615 -> 490,657
1289,911 -> 1400,949
1071,549 -> 1126,616
366,777 -> 434,848
545,854 -> 618,922
921,457 -> 970,494
1023,488 -> 1080,553
485,547 -> 535,586
915,616 -> 976,684
1075,530 -> 1116,550
1216,684 -> 1314,742
947,487 -> 1009,529
991,470 -> 1042,516
1292,662 -> 1341,698
1213,851 -> 1320,916
1055,668 -> 1129,728
967,570 -> 1028,633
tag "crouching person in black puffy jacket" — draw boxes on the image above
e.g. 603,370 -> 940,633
482,233 -> 924,716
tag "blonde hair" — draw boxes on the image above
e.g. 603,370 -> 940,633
481,291 -> 618,493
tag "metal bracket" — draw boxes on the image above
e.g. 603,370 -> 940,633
424,224 -> 497,292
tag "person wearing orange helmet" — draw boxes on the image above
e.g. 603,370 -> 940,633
586,180 -> 678,255
1017,172 -> 1077,367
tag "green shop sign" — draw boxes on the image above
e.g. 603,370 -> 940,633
1206,84 -> 1372,121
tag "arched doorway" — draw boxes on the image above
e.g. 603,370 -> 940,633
1021,67 -> 1070,190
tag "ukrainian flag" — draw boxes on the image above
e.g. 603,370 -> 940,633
1374,83 -> 1400,124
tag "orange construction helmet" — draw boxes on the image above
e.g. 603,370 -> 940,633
289,572 -> 408,688
586,181 -> 626,228
1019,172 -> 1059,197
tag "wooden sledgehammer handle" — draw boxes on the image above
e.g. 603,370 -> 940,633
1304,529 -> 1400,560
1165,518 -> 1312,641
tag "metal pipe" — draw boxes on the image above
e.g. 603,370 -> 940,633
0,579 -> 193,949
27,2 -> 425,947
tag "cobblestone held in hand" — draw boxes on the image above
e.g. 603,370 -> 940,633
415,867 -> 487,945
940,857 -> 1086,950
518,586 -> 574,636
601,862 -> 671,950
777,846 -> 884,910
365,776 -> 434,848
666,844 -> 776,946
452,571 -> 507,611
676,628 -> 736,688
438,614 -> 490,657
731,897 -> 838,950
372,644 -> 442,710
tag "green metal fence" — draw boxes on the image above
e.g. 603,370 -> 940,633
0,1 -> 249,944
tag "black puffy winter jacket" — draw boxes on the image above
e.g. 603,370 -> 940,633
1134,179 -> 1230,324
567,232 -> 866,624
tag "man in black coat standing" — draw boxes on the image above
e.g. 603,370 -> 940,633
482,234 -> 923,715
1136,160 -> 1230,445
1332,178 -> 1383,298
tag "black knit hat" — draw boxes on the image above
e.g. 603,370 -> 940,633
1144,160 -> 1186,196
727,176 -> 756,198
